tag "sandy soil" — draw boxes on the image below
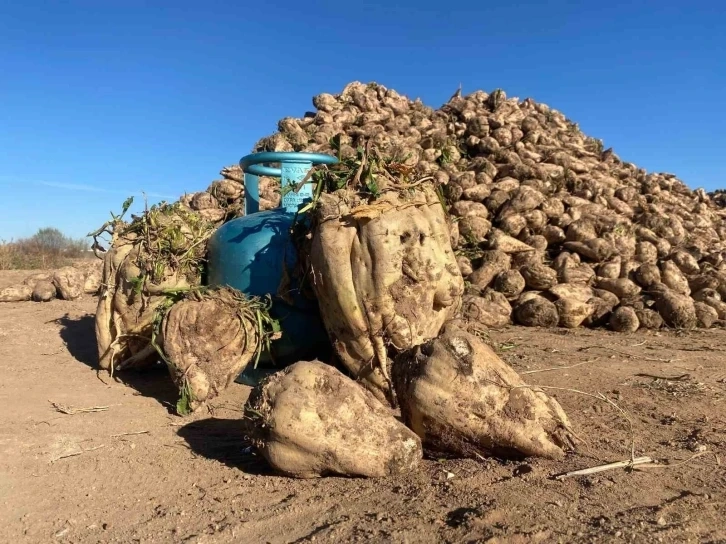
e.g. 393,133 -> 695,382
0,270 -> 725,543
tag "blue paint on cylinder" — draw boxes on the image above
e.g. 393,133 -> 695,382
206,151 -> 339,367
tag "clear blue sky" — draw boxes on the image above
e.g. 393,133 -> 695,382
1,0 -> 724,242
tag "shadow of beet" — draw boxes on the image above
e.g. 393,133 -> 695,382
53,312 -> 178,412
115,363 -> 180,413
177,417 -> 273,475
446,506 -> 485,528
55,313 -> 99,368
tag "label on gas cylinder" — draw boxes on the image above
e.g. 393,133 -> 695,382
281,161 -> 313,213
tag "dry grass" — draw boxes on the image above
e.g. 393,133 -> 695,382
0,228 -> 93,270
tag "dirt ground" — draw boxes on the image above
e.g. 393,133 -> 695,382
1,270 -> 725,543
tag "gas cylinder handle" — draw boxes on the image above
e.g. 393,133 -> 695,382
240,152 -> 339,215
240,152 -> 339,177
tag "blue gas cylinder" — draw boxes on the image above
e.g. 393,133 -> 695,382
206,152 -> 339,368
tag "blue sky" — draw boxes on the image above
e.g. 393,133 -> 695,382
1,0 -> 724,242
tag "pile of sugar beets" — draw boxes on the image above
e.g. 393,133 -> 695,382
93,81 -> 726,478
0,262 -> 102,302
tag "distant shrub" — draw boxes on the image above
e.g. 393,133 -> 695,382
0,228 -> 92,270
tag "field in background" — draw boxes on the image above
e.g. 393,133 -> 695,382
0,227 -> 94,270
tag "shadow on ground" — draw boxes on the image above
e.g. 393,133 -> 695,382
55,313 -> 98,368
116,365 -> 180,414
177,417 -> 273,475
54,312 -> 178,413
